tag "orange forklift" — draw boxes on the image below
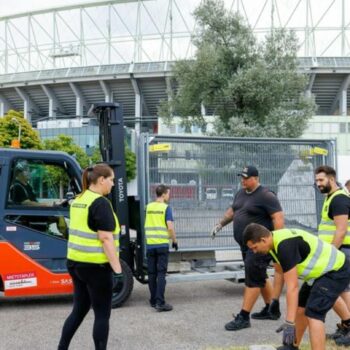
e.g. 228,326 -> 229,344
0,103 -> 141,307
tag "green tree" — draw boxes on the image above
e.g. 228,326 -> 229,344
159,0 -> 316,138
0,110 -> 42,149
42,135 -> 90,192
43,134 -> 90,169
91,143 -> 136,182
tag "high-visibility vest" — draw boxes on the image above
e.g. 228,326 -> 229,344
270,228 -> 345,283
144,201 -> 169,246
67,190 -> 120,263
318,189 -> 350,245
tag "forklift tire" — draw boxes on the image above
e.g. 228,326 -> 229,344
111,259 -> 134,308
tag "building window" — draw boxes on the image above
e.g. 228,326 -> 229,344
340,123 -> 347,133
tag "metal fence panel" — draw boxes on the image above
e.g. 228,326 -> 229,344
138,135 -> 336,252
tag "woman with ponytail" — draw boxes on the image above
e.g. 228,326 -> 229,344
58,164 -> 122,350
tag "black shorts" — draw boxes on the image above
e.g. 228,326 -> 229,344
298,259 -> 350,322
242,248 -> 272,288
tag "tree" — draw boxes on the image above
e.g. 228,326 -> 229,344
91,143 -> 136,182
43,134 -> 90,169
42,135 -> 90,193
159,0 -> 316,138
0,110 -> 42,149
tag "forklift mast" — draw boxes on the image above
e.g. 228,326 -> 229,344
90,102 -> 132,268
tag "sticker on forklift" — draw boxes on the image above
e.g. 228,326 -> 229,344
311,147 -> 328,156
4,272 -> 37,290
6,226 -> 17,232
149,143 -> 171,152
24,241 -> 40,251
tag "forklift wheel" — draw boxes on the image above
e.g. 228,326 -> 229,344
111,259 -> 134,308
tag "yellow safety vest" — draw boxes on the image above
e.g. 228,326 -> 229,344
318,189 -> 350,245
270,228 -> 345,283
144,201 -> 169,246
67,190 -> 120,263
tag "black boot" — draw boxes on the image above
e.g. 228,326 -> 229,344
268,299 -> 281,320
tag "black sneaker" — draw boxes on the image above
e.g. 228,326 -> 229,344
251,303 -> 281,320
251,305 -> 270,320
268,299 -> 281,320
155,303 -> 173,312
225,314 -> 251,331
326,322 -> 348,340
276,345 -> 299,350
335,329 -> 350,346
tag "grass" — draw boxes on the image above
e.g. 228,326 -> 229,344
205,340 -> 346,349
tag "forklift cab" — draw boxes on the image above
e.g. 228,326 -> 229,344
1,150 -> 82,274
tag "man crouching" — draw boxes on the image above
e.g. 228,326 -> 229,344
243,223 -> 350,350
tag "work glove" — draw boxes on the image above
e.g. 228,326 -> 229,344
276,321 -> 296,346
113,272 -> 124,289
114,272 -> 123,280
210,224 -> 222,239
172,241 -> 178,251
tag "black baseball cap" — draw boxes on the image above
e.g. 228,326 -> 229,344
237,166 -> 259,178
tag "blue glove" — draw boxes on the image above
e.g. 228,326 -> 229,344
276,321 -> 296,345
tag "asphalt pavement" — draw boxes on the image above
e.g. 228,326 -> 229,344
0,279 -> 340,350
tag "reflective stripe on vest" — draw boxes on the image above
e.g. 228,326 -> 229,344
67,190 -> 120,264
144,201 -> 169,245
318,189 -> 350,244
270,228 -> 345,283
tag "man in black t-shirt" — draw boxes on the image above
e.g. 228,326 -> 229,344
211,166 -> 285,331
243,223 -> 350,350
9,163 -> 68,237
10,165 -> 39,205
314,165 -> 350,343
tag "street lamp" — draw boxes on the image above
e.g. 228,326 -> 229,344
11,118 -> 21,148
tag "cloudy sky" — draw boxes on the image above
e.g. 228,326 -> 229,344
0,0 -> 99,16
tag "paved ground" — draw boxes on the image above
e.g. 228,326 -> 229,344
0,278 -> 342,350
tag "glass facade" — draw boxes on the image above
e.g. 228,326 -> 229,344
37,125 -> 133,155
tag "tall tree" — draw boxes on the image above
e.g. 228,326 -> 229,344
0,110 -> 42,149
43,134 -> 90,169
159,0 -> 316,138
91,143 -> 136,182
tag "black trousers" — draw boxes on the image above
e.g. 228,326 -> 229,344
147,247 -> 169,306
58,261 -> 113,350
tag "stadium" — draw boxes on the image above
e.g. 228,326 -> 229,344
0,0 -> 349,181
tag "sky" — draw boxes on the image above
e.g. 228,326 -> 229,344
0,0 -> 102,16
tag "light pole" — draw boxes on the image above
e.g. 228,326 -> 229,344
11,118 -> 21,148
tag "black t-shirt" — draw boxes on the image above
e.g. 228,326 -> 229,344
88,197 -> 116,232
328,193 -> 350,219
232,185 -> 282,247
271,236 -> 310,273
10,180 -> 37,204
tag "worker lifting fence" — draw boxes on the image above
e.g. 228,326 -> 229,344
138,134 -> 336,255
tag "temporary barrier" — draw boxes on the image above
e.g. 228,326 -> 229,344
138,135 -> 335,253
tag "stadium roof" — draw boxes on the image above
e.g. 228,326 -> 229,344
0,58 -> 349,124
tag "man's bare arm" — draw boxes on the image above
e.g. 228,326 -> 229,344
332,215 -> 348,248
283,266 -> 299,323
271,211 -> 284,230
219,207 -> 234,227
167,220 -> 176,242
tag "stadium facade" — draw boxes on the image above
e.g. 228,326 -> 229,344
0,0 -> 349,180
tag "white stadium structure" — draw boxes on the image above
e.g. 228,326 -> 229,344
0,0 -> 349,181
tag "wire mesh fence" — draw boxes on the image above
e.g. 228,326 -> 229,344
138,135 -> 335,251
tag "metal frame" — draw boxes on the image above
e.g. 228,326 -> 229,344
1,0 -> 350,74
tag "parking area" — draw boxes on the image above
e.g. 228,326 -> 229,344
0,278 -> 340,350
